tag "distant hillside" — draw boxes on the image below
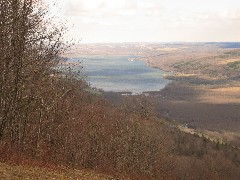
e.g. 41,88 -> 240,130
206,42 -> 240,48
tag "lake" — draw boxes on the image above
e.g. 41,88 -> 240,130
70,56 -> 171,94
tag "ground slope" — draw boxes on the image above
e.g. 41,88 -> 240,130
0,163 -> 115,180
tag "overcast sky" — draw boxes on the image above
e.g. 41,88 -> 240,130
45,0 -> 240,43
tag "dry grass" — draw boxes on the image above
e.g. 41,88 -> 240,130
0,163 -> 115,180
218,58 -> 240,65
156,81 -> 240,135
196,86 -> 240,104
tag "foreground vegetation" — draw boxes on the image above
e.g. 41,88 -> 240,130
0,0 -> 240,179
0,162 -> 115,180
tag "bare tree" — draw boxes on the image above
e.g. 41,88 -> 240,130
0,0 -> 66,149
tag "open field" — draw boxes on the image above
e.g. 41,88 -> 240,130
154,81 -> 240,146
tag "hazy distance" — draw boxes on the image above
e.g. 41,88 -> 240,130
45,0 -> 240,43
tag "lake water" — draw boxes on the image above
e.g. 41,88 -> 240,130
71,56 -> 171,94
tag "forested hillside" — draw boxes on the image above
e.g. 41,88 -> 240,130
0,0 -> 240,179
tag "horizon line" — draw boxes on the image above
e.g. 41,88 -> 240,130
75,41 -> 240,45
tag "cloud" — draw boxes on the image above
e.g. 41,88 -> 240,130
65,0 -> 162,17
191,9 -> 240,21
56,0 -> 240,42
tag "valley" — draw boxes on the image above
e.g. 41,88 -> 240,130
66,42 -> 240,147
